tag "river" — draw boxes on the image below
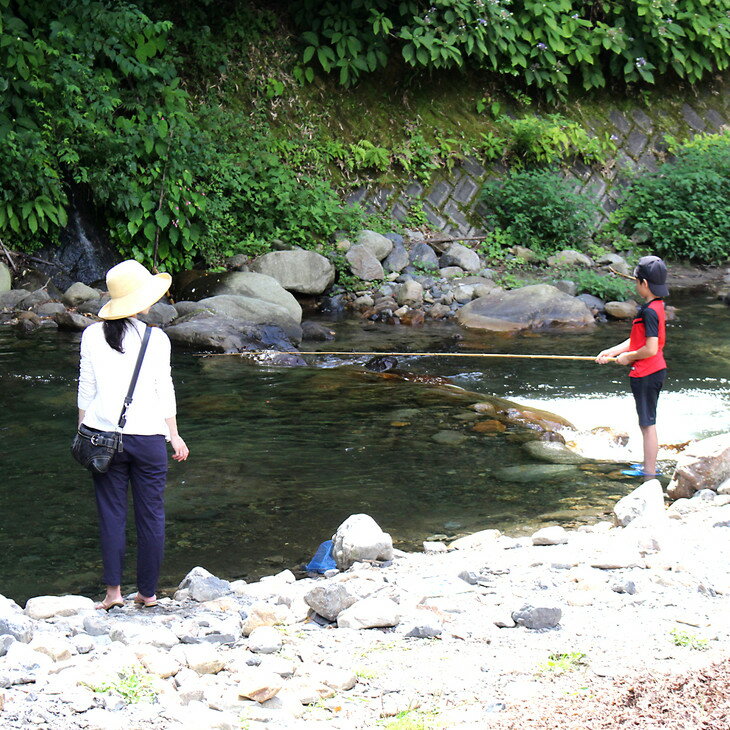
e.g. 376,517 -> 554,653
0,293 -> 727,602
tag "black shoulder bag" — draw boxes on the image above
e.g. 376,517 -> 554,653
72,325 -> 152,474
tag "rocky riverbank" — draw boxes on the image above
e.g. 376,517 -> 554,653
1,235 -> 728,362
1,432 -> 729,730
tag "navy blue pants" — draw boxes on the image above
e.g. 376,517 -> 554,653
92,434 -> 168,596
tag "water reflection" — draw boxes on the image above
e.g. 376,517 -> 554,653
0,293 -> 726,602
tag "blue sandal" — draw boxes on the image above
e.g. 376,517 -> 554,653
621,467 -> 661,477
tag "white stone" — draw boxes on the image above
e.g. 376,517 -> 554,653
172,643 -> 224,675
134,645 -> 181,678
248,626 -> 282,654
614,479 -> 666,527
336,597 -> 400,630
449,529 -> 502,550
24,595 -> 94,620
332,514 -> 393,570
531,526 -> 569,546
397,280 -> 424,306
236,668 -> 282,703
423,541 -> 449,553
356,230 -> 393,261
109,623 -> 179,649
242,603 -> 290,636
28,634 -> 75,662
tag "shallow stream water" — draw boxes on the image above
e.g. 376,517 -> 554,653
0,293 -> 727,602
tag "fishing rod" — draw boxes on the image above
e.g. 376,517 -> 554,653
197,351 -> 616,361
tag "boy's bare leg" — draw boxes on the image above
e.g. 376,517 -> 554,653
640,425 -> 658,475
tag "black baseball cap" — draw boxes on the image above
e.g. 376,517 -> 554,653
633,255 -> 668,297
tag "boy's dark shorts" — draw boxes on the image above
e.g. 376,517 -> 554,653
630,369 -> 666,427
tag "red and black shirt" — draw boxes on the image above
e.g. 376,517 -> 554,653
629,298 -> 666,378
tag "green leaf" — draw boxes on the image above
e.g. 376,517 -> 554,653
303,45 -> 315,63
143,221 -> 156,242
155,210 -> 170,228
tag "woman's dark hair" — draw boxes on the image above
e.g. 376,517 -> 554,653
103,318 -> 133,354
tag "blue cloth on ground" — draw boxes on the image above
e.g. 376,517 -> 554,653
305,539 -> 336,573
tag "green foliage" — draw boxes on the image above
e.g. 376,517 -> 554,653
481,170 -> 598,255
537,651 -> 587,674
291,0 -> 730,95
402,200 -> 429,229
611,132 -> 730,263
199,117 -> 369,267
477,227 -> 516,261
563,269 -> 635,301
380,709 -> 440,730
88,666 -> 157,705
0,0 -> 204,270
670,627 -> 709,651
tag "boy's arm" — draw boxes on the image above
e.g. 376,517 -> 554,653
596,338 -> 630,363
615,337 -> 658,366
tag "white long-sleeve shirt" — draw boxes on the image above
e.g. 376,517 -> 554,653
78,319 -> 176,437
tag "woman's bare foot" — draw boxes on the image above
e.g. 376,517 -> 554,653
133,593 -> 158,608
95,586 -> 124,611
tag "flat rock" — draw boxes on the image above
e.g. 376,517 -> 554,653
511,605 -> 562,629
53,311 -> 95,330
337,597 -> 400,629
24,595 -> 93,620
248,626 -> 283,654
237,668 -> 282,703
304,582 -> 361,622
457,285 -> 594,332
547,250 -> 594,267
532,526 -> 569,546
251,250 -> 335,295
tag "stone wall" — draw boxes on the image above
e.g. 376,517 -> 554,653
347,79 -> 730,240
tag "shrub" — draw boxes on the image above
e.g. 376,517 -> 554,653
611,132 -> 730,263
564,269 -> 635,301
480,170 -> 598,255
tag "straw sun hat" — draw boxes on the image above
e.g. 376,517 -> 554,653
98,260 -> 172,320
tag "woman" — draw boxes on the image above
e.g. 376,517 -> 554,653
77,259 -> 189,610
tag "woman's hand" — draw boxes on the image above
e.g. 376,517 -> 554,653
615,352 -> 633,366
595,350 -> 613,364
170,435 -> 189,462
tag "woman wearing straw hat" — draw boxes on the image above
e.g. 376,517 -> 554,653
77,260 -> 189,610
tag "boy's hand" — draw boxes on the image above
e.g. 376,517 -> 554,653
615,352 -> 633,366
595,350 -> 613,364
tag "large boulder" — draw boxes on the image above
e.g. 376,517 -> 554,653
24,595 -> 94,620
409,243 -> 439,268
605,301 -> 638,319
165,312 -> 303,353
345,245 -> 384,281
0,262 -> 11,293
667,433 -> 730,500
383,241 -> 410,273
193,295 -> 301,340
62,282 -> 99,308
251,250 -> 335,295
337,597 -> 400,630
439,243 -> 481,273
356,230 -> 393,261
523,440 -> 588,465
177,566 -> 231,603
456,284 -> 594,332
332,514 -> 393,570
177,271 -> 302,321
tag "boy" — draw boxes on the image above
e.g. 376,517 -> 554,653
596,255 -> 668,477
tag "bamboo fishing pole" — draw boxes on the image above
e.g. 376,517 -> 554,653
197,351 -> 615,361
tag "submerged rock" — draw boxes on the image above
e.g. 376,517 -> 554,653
523,440 -> 589,465
495,464 -> 579,483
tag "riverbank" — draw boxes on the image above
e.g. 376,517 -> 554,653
2,476 -> 730,730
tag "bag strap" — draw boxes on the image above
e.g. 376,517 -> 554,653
117,325 -> 152,430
